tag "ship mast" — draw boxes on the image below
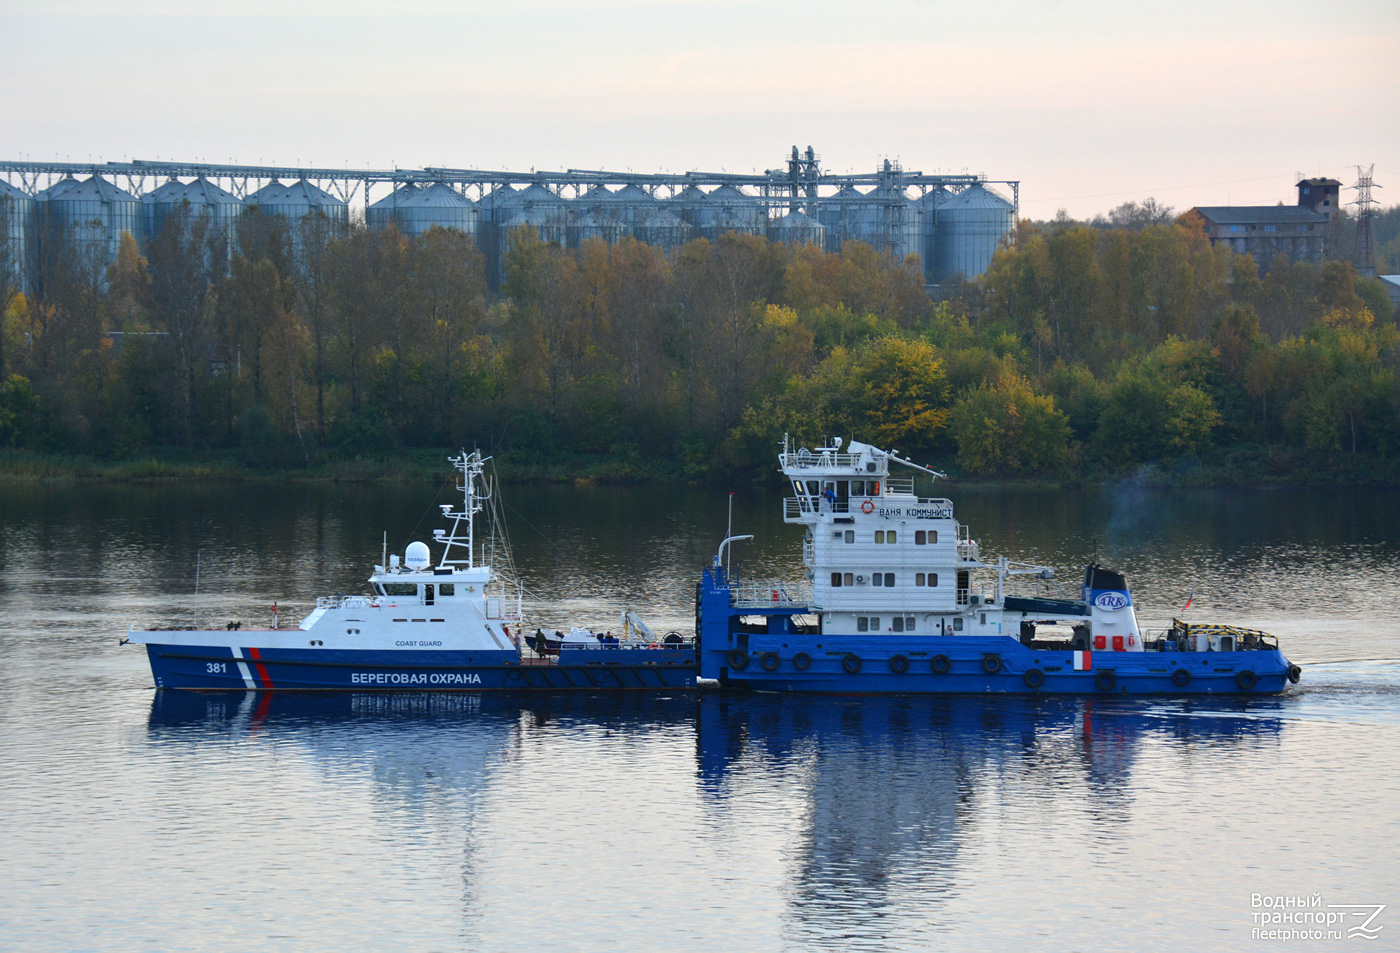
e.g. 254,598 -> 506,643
436,450 -> 490,570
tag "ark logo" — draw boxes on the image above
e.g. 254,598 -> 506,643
1093,591 -> 1131,611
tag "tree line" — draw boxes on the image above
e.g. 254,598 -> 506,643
0,199 -> 1396,481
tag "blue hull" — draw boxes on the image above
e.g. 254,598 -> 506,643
708,635 -> 1292,695
146,643 -> 697,691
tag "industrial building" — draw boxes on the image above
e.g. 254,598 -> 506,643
1188,178 -> 1342,268
0,147 -> 1018,293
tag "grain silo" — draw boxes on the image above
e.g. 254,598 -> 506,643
366,183 -> 419,231
916,187 -> 950,284
36,174 -> 140,266
634,208 -> 693,250
0,179 -> 33,294
816,186 -> 919,260
395,182 -> 476,237
142,176 -> 242,249
501,184 -> 567,244
768,210 -> 825,247
245,178 -> 348,230
933,184 -> 1014,282
692,185 -> 765,240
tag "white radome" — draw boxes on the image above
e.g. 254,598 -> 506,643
404,540 -> 432,570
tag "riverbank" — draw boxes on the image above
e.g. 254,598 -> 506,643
2,443 -> 1397,488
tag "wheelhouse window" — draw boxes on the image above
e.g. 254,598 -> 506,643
382,583 -> 418,597
851,480 -> 865,496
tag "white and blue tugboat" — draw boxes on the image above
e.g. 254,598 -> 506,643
697,436 -> 1302,695
127,451 -> 695,691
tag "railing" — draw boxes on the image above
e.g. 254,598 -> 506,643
780,451 -> 862,470
884,478 -> 914,496
316,595 -> 374,610
730,578 -> 813,609
956,586 -> 997,606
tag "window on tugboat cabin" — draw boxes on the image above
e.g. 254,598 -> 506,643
892,617 -> 904,632
915,573 -> 938,587
851,480 -> 864,496
872,574 -> 883,587
439,583 -> 454,596
382,583 -> 418,597
916,530 -> 938,544
845,530 -> 854,543
843,572 -> 853,586
857,616 -> 868,632
953,618 -> 964,631
831,572 -> 843,587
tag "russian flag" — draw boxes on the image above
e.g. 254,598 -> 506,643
1073,650 -> 1092,671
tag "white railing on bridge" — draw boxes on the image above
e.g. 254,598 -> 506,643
780,451 -> 863,470
730,579 -> 812,609
316,595 -> 374,610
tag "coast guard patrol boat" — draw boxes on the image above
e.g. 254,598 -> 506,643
127,451 -> 695,691
697,436 -> 1301,695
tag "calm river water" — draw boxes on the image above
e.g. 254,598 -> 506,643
1,479 -> 1397,951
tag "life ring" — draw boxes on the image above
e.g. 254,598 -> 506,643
1287,664 -> 1301,684
760,652 -> 780,672
889,654 -> 909,674
792,652 -> 812,671
981,654 -> 1002,675
1171,667 -> 1192,688
1236,669 -> 1258,691
931,654 -> 951,675
1095,669 -> 1117,692
861,500 -> 874,514
1023,667 -> 1045,689
727,649 -> 749,671
842,654 -> 862,675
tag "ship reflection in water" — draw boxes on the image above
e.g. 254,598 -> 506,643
146,691 -> 1293,951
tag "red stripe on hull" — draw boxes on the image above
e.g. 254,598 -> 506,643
246,646 -> 275,689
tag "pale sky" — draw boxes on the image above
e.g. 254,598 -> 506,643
2,0 -> 1397,219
